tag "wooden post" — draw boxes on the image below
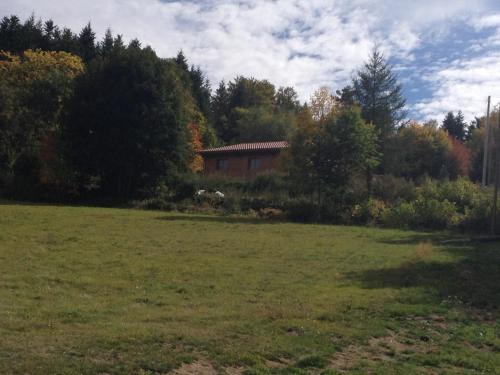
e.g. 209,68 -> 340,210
492,111 -> 500,235
482,96 -> 491,186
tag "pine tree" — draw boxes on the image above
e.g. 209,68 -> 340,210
211,80 -> 231,142
442,111 -> 466,142
336,85 -> 356,106
63,45 -> 190,199
99,28 -> 114,57
113,34 -> 125,50
353,48 -> 406,141
78,23 -> 96,62
189,66 -> 211,119
175,50 -> 189,71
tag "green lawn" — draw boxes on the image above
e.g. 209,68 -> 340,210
0,203 -> 498,374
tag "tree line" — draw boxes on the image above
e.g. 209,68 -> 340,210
0,14 -> 489,206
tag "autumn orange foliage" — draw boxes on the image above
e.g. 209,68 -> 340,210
449,136 -> 471,176
188,123 -> 204,172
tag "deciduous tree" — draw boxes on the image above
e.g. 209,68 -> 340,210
309,86 -> 337,121
0,49 -> 83,188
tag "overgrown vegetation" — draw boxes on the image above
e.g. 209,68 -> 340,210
164,173 -> 494,233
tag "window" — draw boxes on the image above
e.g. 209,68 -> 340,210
248,158 -> 261,170
216,159 -> 228,170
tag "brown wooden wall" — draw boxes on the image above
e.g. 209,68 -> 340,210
202,151 -> 281,178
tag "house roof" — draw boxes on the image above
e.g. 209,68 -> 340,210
199,141 -> 288,154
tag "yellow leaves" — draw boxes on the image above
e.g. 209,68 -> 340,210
0,49 -> 84,84
400,121 -> 453,152
309,86 -> 339,121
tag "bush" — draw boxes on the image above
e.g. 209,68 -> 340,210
372,175 -> 416,203
413,198 -> 458,229
461,191 -> 493,232
202,175 -> 247,192
221,194 -> 241,214
285,197 -> 320,222
247,172 -> 288,193
134,173 -> 492,233
381,201 -> 416,228
381,198 -> 458,230
437,177 -> 479,210
350,198 -> 387,225
132,198 -> 176,211
258,207 -> 286,220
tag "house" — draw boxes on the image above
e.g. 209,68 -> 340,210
199,141 -> 288,178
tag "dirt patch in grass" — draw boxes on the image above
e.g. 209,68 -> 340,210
265,358 -> 293,369
406,314 -> 448,330
329,329 -> 437,371
223,366 -> 246,374
170,359 -> 217,375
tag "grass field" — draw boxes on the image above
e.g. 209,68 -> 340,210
0,202 -> 498,374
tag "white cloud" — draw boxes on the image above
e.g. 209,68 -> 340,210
475,14 -> 500,29
413,52 -> 500,121
1,0 -> 500,120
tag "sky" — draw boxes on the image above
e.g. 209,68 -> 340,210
2,0 -> 500,122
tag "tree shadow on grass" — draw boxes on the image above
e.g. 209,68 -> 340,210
156,214 -> 280,225
346,239 -> 500,315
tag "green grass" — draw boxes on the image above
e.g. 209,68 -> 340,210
0,202 -> 498,374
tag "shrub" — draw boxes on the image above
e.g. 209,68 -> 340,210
417,178 -> 439,201
413,198 -> 458,229
437,177 -> 479,210
381,198 -> 458,230
372,175 -> 416,203
285,197 -> 320,222
381,201 -> 416,228
247,172 -> 288,193
190,174 -> 247,194
351,198 -> 387,225
132,198 -> 176,211
221,194 -> 241,214
461,191 -> 493,232
194,191 -> 225,208
258,208 -> 286,220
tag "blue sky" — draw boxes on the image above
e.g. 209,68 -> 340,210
3,0 -> 500,122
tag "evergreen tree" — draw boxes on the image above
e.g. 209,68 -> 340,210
0,15 -> 44,53
113,34 -> 125,51
442,111 -> 466,142
353,48 -> 406,144
57,27 -> 79,54
175,50 -> 189,71
211,80 -> 231,142
0,16 -> 22,52
63,46 -> 189,200
99,28 -> 114,57
78,23 -> 96,62
189,66 -> 212,120
336,85 -> 356,106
